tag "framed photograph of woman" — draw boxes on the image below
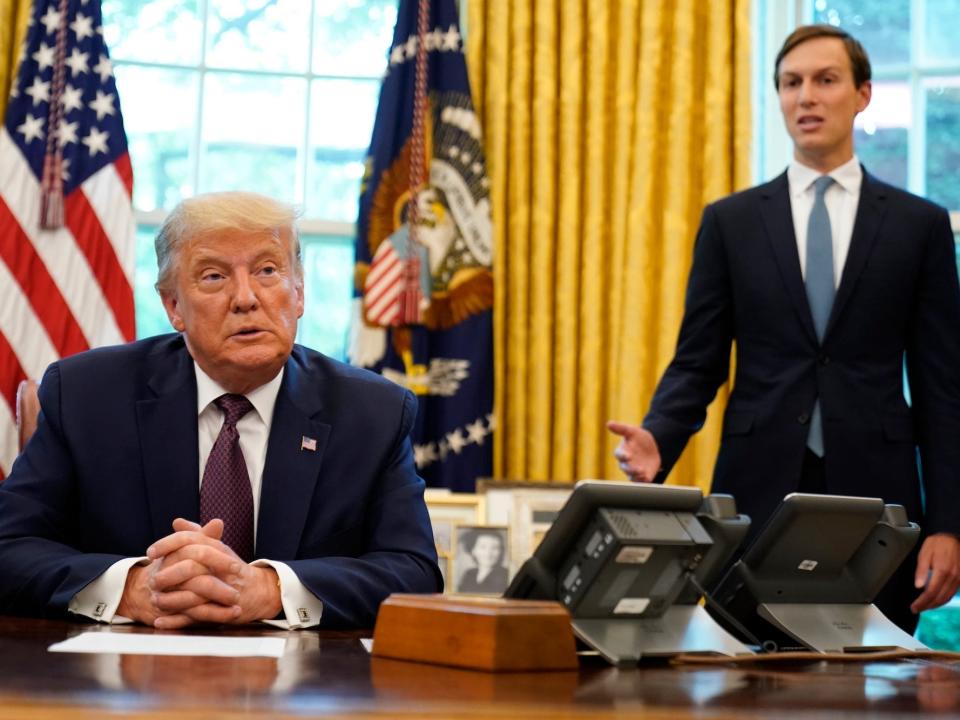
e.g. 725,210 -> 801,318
453,525 -> 510,595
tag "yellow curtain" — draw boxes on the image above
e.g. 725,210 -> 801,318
0,0 -> 30,118
467,0 -> 751,490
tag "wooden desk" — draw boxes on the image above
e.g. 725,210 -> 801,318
1,616 -> 958,719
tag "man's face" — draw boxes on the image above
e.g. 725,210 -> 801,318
777,36 -> 871,172
161,228 -> 304,394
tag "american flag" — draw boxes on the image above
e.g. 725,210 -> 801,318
0,0 -> 135,478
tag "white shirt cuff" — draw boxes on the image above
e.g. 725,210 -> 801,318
68,557 -> 149,624
252,559 -> 323,629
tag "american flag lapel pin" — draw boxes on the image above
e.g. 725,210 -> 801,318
301,436 -> 317,452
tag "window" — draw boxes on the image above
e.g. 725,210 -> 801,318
103,0 -> 399,358
754,0 -> 960,261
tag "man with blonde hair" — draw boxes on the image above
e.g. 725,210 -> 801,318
0,191 -> 441,629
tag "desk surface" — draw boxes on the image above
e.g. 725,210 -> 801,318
1,616 -> 958,719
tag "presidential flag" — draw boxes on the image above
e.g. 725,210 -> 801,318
0,0 -> 135,478
351,0 -> 493,491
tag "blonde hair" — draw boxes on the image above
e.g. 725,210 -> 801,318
155,191 -> 302,292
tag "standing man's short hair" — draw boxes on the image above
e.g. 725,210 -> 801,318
774,24 -> 872,89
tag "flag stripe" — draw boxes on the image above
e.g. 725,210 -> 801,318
370,307 -> 399,326
367,284 -> 402,319
368,294 -> 401,324
366,248 -> 401,285
369,304 -> 400,326
365,262 -> 403,308
81,158 -> 136,279
113,151 -> 133,198
367,277 -> 403,316
369,298 -> 400,325
0,200 -> 89,358
65,190 -> 135,340
0,257 -> 60,380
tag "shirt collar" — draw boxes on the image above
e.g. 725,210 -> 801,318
194,362 -> 284,425
787,155 -> 862,198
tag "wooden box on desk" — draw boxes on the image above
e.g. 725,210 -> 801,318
372,594 -> 578,672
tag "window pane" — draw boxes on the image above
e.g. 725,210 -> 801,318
103,0 -> 202,65
134,226 -> 172,339
854,80 -> 909,189
298,237 -> 355,360
199,73 -> 306,202
813,0 -> 910,67
313,0 -> 397,77
206,0 -> 310,72
922,0 -> 960,65
925,78 -> 960,210
115,66 -> 198,212
306,78 -> 379,221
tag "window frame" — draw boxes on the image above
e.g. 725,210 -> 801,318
106,0 -> 389,220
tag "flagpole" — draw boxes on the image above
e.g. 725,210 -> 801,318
401,0 -> 430,326
40,0 -> 70,228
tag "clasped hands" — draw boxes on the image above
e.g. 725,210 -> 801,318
117,518 -> 281,629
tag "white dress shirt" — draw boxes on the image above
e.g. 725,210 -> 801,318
69,363 -> 323,629
787,155 -> 863,287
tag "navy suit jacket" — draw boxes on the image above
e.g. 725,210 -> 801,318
0,334 -> 442,628
644,170 -> 960,537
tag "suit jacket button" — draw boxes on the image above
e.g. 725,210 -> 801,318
797,413 -> 810,424
819,354 -> 830,365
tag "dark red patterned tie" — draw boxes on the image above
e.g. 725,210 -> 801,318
200,394 -> 255,562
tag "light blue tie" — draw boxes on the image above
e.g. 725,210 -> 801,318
805,175 -> 835,457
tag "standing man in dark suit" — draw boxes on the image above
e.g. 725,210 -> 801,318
608,25 -> 960,632
0,191 -> 442,629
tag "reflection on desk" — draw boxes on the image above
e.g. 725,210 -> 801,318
0,616 -> 957,718
86,631 -> 318,697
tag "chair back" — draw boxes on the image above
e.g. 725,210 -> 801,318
15,380 -> 40,453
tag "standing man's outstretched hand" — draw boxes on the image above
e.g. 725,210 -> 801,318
607,422 -> 661,483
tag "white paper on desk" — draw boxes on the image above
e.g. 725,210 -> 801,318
48,632 -> 286,658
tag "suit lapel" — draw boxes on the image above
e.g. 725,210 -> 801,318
136,338 -> 201,540
256,350 -> 330,560
760,172 -> 818,344
825,170 -> 887,340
